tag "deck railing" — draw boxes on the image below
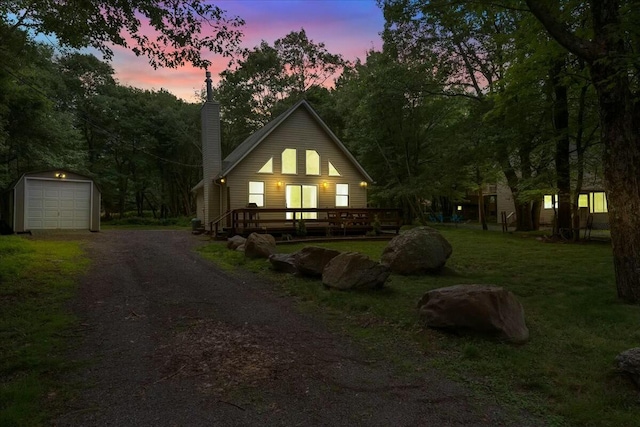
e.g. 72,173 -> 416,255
220,207 -> 402,236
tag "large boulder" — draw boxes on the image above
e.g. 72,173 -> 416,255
616,347 -> 640,388
322,252 -> 390,290
244,233 -> 276,259
269,253 -> 298,274
227,235 -> 247,250
293,246 -> 342,277
417,285 -> 529,344
381,226 -> 452,275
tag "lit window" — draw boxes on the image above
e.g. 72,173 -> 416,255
328,161 -> 341,176
543,195 -> 558,209
336,183 -> 349,207
282,149 -> 296,174
578,194 -> 588,208
306,150 -> 320,175
258,157 -> 273,173
590,192 -> 608,213
249,181 -> 264,207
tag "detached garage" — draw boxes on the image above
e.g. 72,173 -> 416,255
1,170 -> 101,233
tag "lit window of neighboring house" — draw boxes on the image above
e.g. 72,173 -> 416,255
306,150 -> 320,175
249,181 -> 264,207
543,195 -> 558,209
578,194 -> 589,208
282,149 -> 296,174
258,157 -> 273,173
336,183 -> 349,207
590,192 -> 608,213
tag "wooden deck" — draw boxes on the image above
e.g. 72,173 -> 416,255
211,207 -> 402,238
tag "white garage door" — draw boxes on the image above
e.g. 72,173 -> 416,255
26,179 -> 91,230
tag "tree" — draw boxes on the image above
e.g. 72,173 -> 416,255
215,29 -> 346,152
382,1 -> 550,230
274,29 -> 346,95
1,0 -> 244,68
525,0 -> 640,302
0,24 -> 87,187
335,50 -> 464,224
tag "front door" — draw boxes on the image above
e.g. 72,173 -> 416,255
286,185 -> 317,219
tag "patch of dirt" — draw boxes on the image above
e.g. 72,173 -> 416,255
158,320 -> 298,394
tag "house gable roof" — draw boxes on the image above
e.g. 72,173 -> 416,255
220,99 -> 373,182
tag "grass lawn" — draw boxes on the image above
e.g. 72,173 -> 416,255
0,236 -> 88,426
199,227 -> 640,426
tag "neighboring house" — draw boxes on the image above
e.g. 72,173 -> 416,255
0,170 -> 101,233
454,184 -> 499,223
538,186 -> 609,229
192,73 -> 373,232
496,181 -> 609,229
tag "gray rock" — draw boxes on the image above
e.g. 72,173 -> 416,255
227,235 -> 247,250
381,226 -> 452,275
269,253 -> 298,274
244,233 -> 276,259
236,244 -> 245,252
417,284 -> 529,344
293,246 -> 342,277
616,347 -> 640,388
322,252 -> 390,290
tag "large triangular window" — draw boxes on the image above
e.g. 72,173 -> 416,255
328,161 -> 341,176
258,157 -> 273,173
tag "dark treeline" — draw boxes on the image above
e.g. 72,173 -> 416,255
0,8 -> 604,223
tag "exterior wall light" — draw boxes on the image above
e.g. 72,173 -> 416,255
55,173 -> 66,179
322,181 -> 328,189
277,181 -> 283,188
220,177 -> 226,184
360,181 -> 368,188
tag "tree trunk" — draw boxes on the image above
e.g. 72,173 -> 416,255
571,82 -> 590,242
551,60 -> 572,238
478,187 -> 487,231
513,197 -> 533,231
591,63 -> 640,303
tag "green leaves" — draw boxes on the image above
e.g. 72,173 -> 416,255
2,0 -> 245,69
214,29 -> 347,152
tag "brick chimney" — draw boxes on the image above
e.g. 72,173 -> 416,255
201,71 -> 222,229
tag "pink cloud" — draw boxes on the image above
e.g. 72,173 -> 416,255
109,0 -> 384,102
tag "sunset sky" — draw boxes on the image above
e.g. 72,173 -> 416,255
111,0 -> 385,102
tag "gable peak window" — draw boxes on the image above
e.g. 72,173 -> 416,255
282,148 -> 297,174
258,157 -> 273,173
328,161 -> 341,177
306,150 -> 320,175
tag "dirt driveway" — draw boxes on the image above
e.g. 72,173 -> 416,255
53,230 -> 541,426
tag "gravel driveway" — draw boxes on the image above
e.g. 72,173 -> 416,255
53,230 -> 541,426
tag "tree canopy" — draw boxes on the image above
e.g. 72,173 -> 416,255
1,0 -> 244,68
